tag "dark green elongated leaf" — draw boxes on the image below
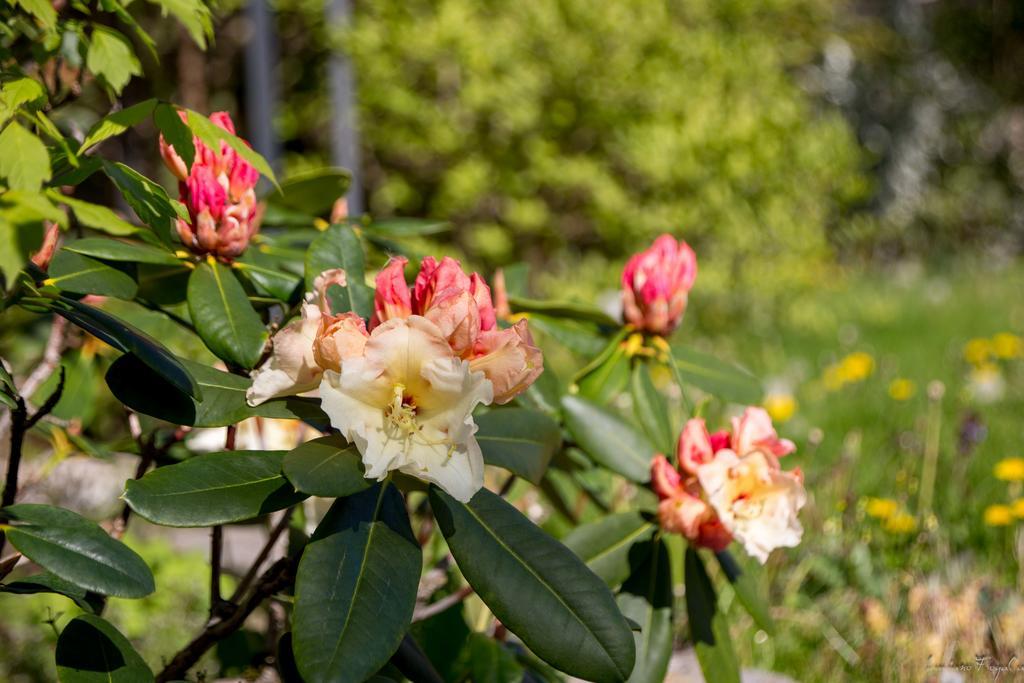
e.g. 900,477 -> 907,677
508,295 -> 619,326
1,571 -> 104,613
52,195 -> 140,236
630,362 -> 675,454
46,250 -> 138,299
576,341 -> 630,405
527,315 -> 607,359
475,408 -> 561,484
105,354 -> 326,428
430,486 -> 635,682
268,168 -> 351,216
563,511 -> 656,587
186,109 -> 277,185
136,264 -> 190,305
304,223 -> 373,319
293,483 -> 421,683
0,504 -> 154,598
56,614 -> 153,682
684,548 -> 740,683
152,103 -> 194,172
48,296 -> 200,399
232,259 -> 302,302
282,435 -> 370,498
79,99 -> 156,152
669,345 -> 761,405
102,160 -> 177,244
364,218 -> 449,237
715,550 -> 775,634
123,451 -> 306,527
63,238 -> 180,265
617,539 -> 673,683
187,260 -> 267,369
560,395 -> 653,483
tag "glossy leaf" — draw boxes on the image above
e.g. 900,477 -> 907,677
563,511 -> 656,587
0,121 -> 50,190
153,102 -> 195,172
617,539 -> 673,683
304,223 -> 373,319
669,344 -> 761,405
684,548 -> 740,683
48,296 -> 200,399
1,571 -> 104,613
105,354 -> 326,427
577,341 -> 630,405
430,486 -> 635,682
62,238 -> 180,265
293,483 -> 421,683
233,259 -> 303,302
54,195 -> 140,236
475,408 -> 561,484
527,315 -> 607,359
507,295 -> 619,326
716,550 -> 775,634
365,218 -> 449,237
0,504 -> 154,598
102,160 -> 178,243
560,394 -> 653,483
186,109 -> 277,185
79,99 -> 156,152
458,634 -> 524,683
56,614 -> 153,682
123,450 -> 306,527
46,249 -> 138,299
187,260 -> 267,369
268,168 -> 351,216
630,362 -> 675,454
282,435 -> 371,498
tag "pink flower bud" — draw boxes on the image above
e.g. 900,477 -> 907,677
621,233 -> 697,335
470,273 -> 496,331
370,257 -> 413,328
411,256 -> 497,356
676,418 -> 713,475
31,222 -> 61,271
413,256 -> 472,313
314,311 -> 369,373
651,454 -> 682,500
468,319 -> 543,403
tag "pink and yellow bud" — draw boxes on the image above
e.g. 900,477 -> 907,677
621,233 -> 697,336
31,222 -> 61,271
313,312 -> 369,373
468,319 -> 543,404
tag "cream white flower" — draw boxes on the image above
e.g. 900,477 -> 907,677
246,301 -> 323,406
319,315 -> 493,502
696,449 -> 805,564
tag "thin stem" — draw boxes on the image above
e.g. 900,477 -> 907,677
0,396 -> 28,560
228,507 -> 294,604
210,423 -> 237,617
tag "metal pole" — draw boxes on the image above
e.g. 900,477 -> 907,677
244,0 -> 281,171
326,0 -> 363,215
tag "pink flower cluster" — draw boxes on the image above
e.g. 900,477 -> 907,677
621,234 -> 697,336
159,112 -> 260,260
651,407 -> 805,563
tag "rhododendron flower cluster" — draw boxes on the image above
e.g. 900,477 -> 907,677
651,407 -> 806,563
159,111 -> 260,260
247,256 -> 543,502
621,233 -> 697,336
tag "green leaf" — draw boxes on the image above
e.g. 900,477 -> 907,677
430,486 -> 635,682
304,223 -> 373,319
153,103 -> 194,172
560,395 -> 654,483
51,194 -> 141,236
56,614 -> 153,682
232,258 -> 302,302
457,634 -> 524,683
268,168 -> 351,216
507,295 -> 619,326
105,354 -> 326,427
576,341 -> 630,405
12,0 -> 56,28
684,548 -> 740,683
617,538 -> 673,683
1,571 -> 104,613
102,160 -> 177,244
0,504 -> 154,598
144,0 -> 213,49
46,249 -> 138,299
48,296 -> 200,399
186,109 -> 277,185
527,315 -> 607,359
79,99 -> 157,152
123,451 -> 307,527
85,27 -> 143,95
365,218 -> 449,238
0,76 -> 47,125
563,511 -> 656,587
474,408 -> 560,484
669,345 -> 761,405
630,362 -> 675,454
715,550 -> 775,634
293,483 -> 421,683
187,260 -> 268,369
282,435 -> 371,498
62,237 -> 180,265
0,121 -> 51,190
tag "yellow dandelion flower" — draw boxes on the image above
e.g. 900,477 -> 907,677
984,504 -> 1014,527
963,338 -> 992,366
993,333 -> 1023,359
764,393 -> 797,423
995,457 -> 1024,481
840,352 -> 875,383
884,512 -> 917,534
887,378 -> 915,401
1012,499 -> 1024,518
865,497 -> 899,519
